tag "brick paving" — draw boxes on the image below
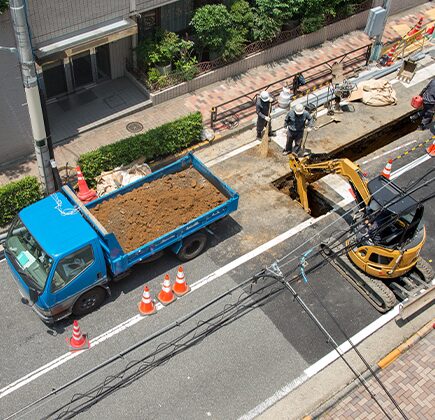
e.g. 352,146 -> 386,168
319,329 -> 435,419
0,3 -> 433,184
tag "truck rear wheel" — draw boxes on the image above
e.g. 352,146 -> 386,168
72,287 -> 106,316
177,232 -> 207,262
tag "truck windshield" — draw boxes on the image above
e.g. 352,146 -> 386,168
4,217 -> 53,292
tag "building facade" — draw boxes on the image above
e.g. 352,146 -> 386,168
28,0 -> 194,102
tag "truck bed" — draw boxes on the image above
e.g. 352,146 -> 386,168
63,154 -> 238,275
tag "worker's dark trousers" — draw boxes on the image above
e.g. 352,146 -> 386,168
257,117 -> 272,138
420,103 -> 434,128
285,129 -> 304,155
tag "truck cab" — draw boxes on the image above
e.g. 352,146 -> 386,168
4,192 -> 108,323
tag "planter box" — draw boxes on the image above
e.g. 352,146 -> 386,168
139,0 -> 428,106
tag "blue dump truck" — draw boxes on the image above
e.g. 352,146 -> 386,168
4,154 -> 239,324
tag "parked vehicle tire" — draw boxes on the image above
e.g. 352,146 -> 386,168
72,287 -> 106,316
177,232 -> 207,262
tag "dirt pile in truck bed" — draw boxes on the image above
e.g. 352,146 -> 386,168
89,168 -> 227,253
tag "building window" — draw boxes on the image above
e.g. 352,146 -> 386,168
138,9 -> 161,42
42,60 -> 67,99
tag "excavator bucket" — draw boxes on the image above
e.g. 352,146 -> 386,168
397,59 -> 417,83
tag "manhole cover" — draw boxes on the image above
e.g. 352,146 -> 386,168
126,122 -> 144,133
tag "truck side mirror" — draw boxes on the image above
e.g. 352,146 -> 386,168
28,287 -> 40,303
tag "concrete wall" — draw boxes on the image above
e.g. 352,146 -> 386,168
372,0 -> 429,14
0,12 -> 33,166
26,0 -> 181,46
110,37 -> 132,79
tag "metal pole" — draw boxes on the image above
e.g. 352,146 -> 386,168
370,0 -> 392,62
9,0 -> 55,194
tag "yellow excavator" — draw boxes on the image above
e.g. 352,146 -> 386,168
288,154 -> 434,313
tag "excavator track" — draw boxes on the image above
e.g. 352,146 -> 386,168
320,243 -> 397,313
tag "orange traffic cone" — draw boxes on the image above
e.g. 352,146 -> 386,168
138,285 -> 156,315
381,159 -> 393,179
157,274 -> 176,305
426,24 -> 434,36
426,140 -> 435,157
75,166 -> 97,204
172,266 -> 190,296
66,320 -> 89,351
385,43 -> 398,66
407,16 -> 424,37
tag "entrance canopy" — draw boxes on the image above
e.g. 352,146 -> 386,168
36,18 -> 137,64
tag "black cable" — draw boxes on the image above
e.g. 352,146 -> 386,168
301,251 -> 409,420
279,276 -> 396,420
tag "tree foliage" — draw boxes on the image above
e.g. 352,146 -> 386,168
0,0 -> 8,15
252,0 -> 304,41
190,4 -> 232,53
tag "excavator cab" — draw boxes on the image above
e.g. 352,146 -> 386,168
364,176 -> 424,248
348,175 -> 426,280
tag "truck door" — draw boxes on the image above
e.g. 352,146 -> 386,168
47,243 -> 107,316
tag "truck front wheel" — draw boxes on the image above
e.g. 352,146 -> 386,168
73,287 -> 106,316
177,232 -> 207,262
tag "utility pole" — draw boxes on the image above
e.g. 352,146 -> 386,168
369,0 -> 392,62
9,0 -> 56,194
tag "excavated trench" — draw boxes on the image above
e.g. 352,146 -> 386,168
272,114 -> 419,217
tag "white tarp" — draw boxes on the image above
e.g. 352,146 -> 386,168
96,162 -> 152,196
348,80 -> 397,106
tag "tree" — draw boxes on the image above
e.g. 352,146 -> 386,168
252,0 -> 303,41
229,0 -> 254,39
190,4 -> 232,56
0,0 -> 9,14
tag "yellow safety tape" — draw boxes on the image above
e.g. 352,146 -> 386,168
393,138 -> 432,161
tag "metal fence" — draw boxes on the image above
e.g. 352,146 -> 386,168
209,44 -> 372,129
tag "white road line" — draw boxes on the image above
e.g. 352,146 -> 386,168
0,145 -> 427,399
361,140 -> 416,165
390,153 -> 431,180
240,306 -> 400,420
205,140 -> 260,167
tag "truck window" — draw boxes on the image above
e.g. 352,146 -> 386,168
5,217 -> 53,292
51,245 -> 94,293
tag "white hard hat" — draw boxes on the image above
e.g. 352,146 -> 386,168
294,104 -> 305,115
260,91 -> 271,102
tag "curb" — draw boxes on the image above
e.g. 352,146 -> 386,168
308,318 -> 435,419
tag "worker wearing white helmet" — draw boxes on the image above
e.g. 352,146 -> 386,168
283,103 -> 313,156
256,91 -> 276,139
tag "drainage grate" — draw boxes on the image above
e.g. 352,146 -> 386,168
126,122 -> 144,133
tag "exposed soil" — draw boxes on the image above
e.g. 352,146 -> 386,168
89,167 -> 227,253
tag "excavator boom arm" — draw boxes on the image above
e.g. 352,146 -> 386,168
288,155 -> 371,213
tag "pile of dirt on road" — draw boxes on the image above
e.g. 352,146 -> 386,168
90,167 -> 227,253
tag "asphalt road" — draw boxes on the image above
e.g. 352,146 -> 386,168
0,128 -> 433,419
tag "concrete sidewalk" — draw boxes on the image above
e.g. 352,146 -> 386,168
258,309 -> 435,420
316,322 -> 435,419
0,2 -> 434,185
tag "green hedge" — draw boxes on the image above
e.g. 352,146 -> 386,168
78,112 -> 203,185
0,176 -> 43,228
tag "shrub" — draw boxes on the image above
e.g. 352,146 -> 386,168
301,15 -> 326,34
190,4 -> 232,55
230,0 -> 254,39
0,176 -> 42,227
253,0 -> 303,41
78,112 -> 203,184
221,29 -> 247,62
175,56 -> 199,81
0,0 -> 8,15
